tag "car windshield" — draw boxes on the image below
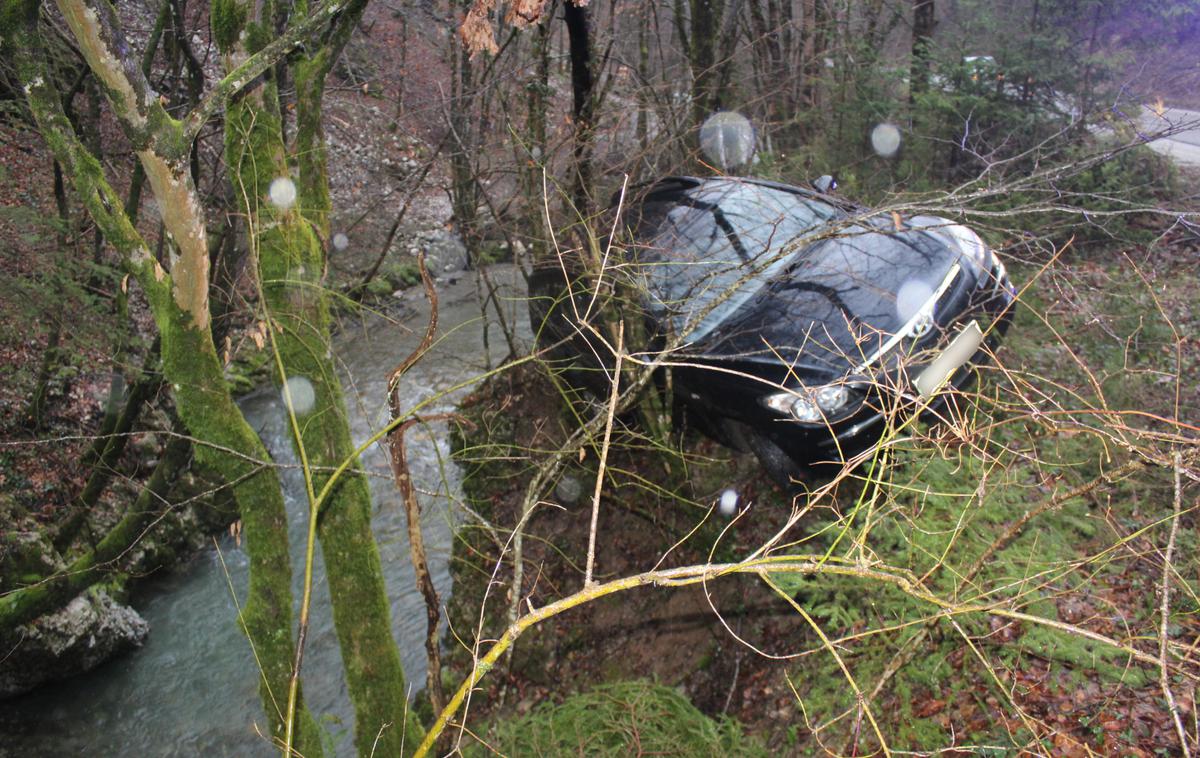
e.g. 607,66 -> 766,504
627,178 -> 838,342
625,177 -> 970,373
702,224 -> 962,371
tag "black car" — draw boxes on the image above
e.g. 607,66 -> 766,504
529,176 -> 1015,484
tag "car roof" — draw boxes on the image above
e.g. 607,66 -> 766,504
620,175 -> 856,213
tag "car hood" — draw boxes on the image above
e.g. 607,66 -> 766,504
672,217 -> 975,377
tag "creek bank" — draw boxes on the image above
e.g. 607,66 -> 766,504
445,360 -> 814,746
0,462 -> 238,698
0,218 -> 485,701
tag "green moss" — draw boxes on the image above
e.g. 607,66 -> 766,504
0,0 -> 39,46
1005,602 -> 1153,688
242,21 -> 271,56
160,314 -> 326,758
210,0 -> 246,53
144,106 -> 189,163
292,53 -> 332,234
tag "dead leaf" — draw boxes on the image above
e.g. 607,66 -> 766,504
460,1 -> 499,58
1051,731 -> 1089,758
505,0 -> 547,27
891,211 -> 903,231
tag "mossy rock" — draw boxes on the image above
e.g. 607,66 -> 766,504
223,345 -> 272,395
0,509 -> 64,595
380,259 -> 422,290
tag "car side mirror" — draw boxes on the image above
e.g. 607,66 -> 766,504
812,175 -> 837,193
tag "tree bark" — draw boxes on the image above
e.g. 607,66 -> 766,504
523,11 -> 551,263
687,0 -> 724,126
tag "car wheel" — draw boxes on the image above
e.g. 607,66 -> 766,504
737,423 -> 809,489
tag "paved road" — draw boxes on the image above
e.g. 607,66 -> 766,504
1140,106 -> 1200,167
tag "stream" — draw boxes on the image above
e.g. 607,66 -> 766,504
0,265 -> 528,756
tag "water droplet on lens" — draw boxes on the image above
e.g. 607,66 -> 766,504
332,232 -> 349,251
700,112 -> 756,170
718,488 -> 739,516
282,376 -> 315,415
896,279 -> 935,322
871,123 -> 902,158
269,177 -> 296,210
555,474 -> 583,505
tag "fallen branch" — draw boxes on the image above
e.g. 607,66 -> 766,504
414,553 -> 1182,757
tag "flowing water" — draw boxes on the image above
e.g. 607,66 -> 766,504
0,265 -> 528,756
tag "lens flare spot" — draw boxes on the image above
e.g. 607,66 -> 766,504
282,376 -> 315,415
269,177 -> 296,210
700,112 -> 756,169
871,123 -> 902,158
896,278 -> 935,322
555,474 -> 583,505
718,488 -> 739,516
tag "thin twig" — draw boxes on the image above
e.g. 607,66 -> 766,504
384,253 -> 447,718
387,252 -> 438,389
389,414 -> 461,720
763,575 -> 892,757
1162,451 -> 1192,757
584,320 -> 623,588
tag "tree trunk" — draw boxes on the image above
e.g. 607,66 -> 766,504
910,0 -> 936,102
221,0 -> 424,751
564,0 -> 597,216
523,12 -> 551,263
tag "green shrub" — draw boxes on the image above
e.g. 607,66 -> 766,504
467,680 -> 768,757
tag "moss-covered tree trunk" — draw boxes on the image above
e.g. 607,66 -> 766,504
3,0 -> 324,752
218,0 -> 424,752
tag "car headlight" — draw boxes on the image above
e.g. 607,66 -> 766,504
942,223 -> 989,269
911,217 -> 990,270
763,383 -> 851,423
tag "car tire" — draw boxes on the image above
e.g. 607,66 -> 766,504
737,423 -> 809,489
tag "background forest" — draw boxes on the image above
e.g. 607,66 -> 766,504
1,0 -> 1199,755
